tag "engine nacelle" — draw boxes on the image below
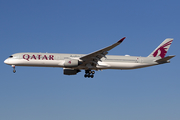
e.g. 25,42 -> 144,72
64,59 -> 80,68
63,68 -> 81,75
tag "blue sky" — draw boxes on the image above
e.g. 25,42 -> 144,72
0,0 -> 179,120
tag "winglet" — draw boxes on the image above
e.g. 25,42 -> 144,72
118,37 -> 126,43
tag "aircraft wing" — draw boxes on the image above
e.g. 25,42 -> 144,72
80,37 -> 126,68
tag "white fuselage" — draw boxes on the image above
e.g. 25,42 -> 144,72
4,52 -> 159,70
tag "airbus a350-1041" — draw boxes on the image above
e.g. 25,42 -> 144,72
4,37 -> 175,78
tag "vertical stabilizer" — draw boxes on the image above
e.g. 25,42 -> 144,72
148,38 -> 173,58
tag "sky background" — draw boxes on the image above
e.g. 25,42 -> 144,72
0,0 -> 179,120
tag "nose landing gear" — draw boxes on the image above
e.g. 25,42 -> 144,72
12,65 -> 16,73
84,70 -> 95,78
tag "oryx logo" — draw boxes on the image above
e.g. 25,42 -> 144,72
153,40 -> 173,58
68,61 -> 71,64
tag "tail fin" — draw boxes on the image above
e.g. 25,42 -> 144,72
148,38 -> 173,58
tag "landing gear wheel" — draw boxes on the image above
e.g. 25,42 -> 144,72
91,75 -> 94,78
84,74 -> 88,78
84,70 -> 95,78
12,65 -> 16,73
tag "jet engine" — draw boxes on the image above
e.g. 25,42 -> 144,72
64,59 -> 82,68
63,68 -> 81,75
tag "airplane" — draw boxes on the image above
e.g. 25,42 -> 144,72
4,37 -> 175,78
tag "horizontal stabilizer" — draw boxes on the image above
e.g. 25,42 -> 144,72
155,55 -> 175,63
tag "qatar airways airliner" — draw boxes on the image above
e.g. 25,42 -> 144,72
4,37 -> 175,78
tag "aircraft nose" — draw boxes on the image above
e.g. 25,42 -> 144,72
4,59 -> 9,64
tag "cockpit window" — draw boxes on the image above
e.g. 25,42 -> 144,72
9,56 -> 13,58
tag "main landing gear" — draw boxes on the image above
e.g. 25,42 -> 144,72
12,65 -> 16,73
84,70 -> 95,78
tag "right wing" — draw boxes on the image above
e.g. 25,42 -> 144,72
79,37 -> 126,69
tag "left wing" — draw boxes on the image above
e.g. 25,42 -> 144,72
80,37 -> 126,69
